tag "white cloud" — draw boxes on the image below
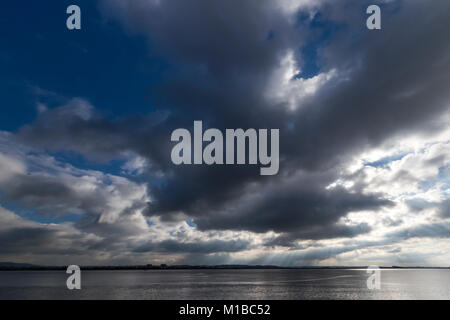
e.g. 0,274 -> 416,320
320,122 -> 450,266
266,50 -> 337,110
120,152 -> 148,175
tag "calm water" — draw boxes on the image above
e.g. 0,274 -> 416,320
0,269 -> 449,300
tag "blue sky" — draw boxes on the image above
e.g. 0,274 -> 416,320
0,0 -> 165,131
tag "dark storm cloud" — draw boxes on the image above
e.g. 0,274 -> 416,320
99,0 -> 297,80
194,184 -> 390,234
0,224 -> 99,256
0,227 -> 61,254
16,99 -> 171,167
134,239 -> 251,254
14,0 -> 450,244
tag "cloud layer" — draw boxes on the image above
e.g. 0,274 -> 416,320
0,0 -> 449,266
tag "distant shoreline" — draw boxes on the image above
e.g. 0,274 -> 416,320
1,264 -> 449,271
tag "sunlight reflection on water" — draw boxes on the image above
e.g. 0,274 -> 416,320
0,269 -> 449,300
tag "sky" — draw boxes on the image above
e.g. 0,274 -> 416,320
0,0 -> 449,267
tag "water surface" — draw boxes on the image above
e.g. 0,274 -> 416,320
0,269 -> 448,299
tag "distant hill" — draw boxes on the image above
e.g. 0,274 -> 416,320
0,262 -> 39,268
